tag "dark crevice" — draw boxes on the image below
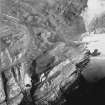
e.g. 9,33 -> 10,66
1,72 -> 8,103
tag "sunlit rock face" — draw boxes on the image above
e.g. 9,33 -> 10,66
2,0 -> 105,104
0,0 -> 89,105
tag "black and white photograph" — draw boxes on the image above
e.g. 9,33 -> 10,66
0,0 -> 105,105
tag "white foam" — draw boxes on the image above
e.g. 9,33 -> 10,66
82,33 -> 105,55
82,0 -> 105,31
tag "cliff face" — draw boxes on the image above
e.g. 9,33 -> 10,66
0,0 -> 96,105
